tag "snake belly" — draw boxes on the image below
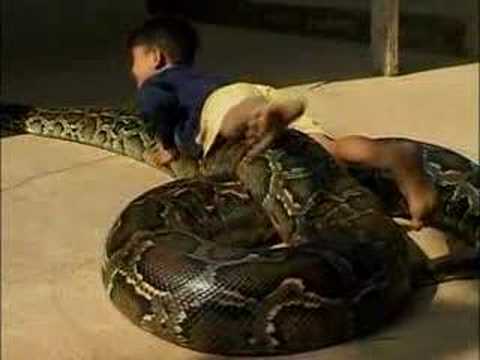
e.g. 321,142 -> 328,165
1,104 -> 478,355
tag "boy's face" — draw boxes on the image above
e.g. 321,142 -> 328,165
130,45 -> 164,88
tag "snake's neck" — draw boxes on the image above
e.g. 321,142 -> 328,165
1,104 -> 155,161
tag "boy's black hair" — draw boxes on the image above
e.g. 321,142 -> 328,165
127,15 -> 199,65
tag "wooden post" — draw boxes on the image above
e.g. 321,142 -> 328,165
371,0 -> 400,76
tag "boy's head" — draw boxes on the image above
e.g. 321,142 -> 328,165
127,16 -> 199,88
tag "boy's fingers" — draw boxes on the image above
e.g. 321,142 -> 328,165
392,217 -> 424,231
408,218 -> 424,231
143,145 -> 175,169
247,119 -> 258,133
245,130 -> 277,159
246,125 -> 260,143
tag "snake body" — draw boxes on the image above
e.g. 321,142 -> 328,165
1,103 -> 478,355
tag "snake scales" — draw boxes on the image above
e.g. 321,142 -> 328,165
1,103 -> 479,355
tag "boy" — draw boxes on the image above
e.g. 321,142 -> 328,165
128,15 -> 436,230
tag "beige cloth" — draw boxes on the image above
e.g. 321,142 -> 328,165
195,82 -> 327,156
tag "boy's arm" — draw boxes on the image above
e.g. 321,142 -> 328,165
174,115 -> 203,159
137,83 -> 181,167
137,83 -> 179,150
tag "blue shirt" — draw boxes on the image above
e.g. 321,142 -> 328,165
137,65 -> 232,159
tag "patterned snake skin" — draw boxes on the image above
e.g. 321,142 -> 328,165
1,104 -> 479,355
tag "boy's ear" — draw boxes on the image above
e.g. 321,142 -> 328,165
151,47 -> 167,70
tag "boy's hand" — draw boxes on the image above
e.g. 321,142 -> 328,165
143,143 -> 178,168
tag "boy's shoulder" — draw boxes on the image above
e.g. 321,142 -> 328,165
138,65 -> 234,107
140,69 -> 177,92
137,73 -> 179,114
138,66 -> 200,96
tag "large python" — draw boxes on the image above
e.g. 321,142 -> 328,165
1,103 -> 479,355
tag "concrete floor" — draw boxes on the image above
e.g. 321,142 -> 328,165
1,2 -> 479,359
